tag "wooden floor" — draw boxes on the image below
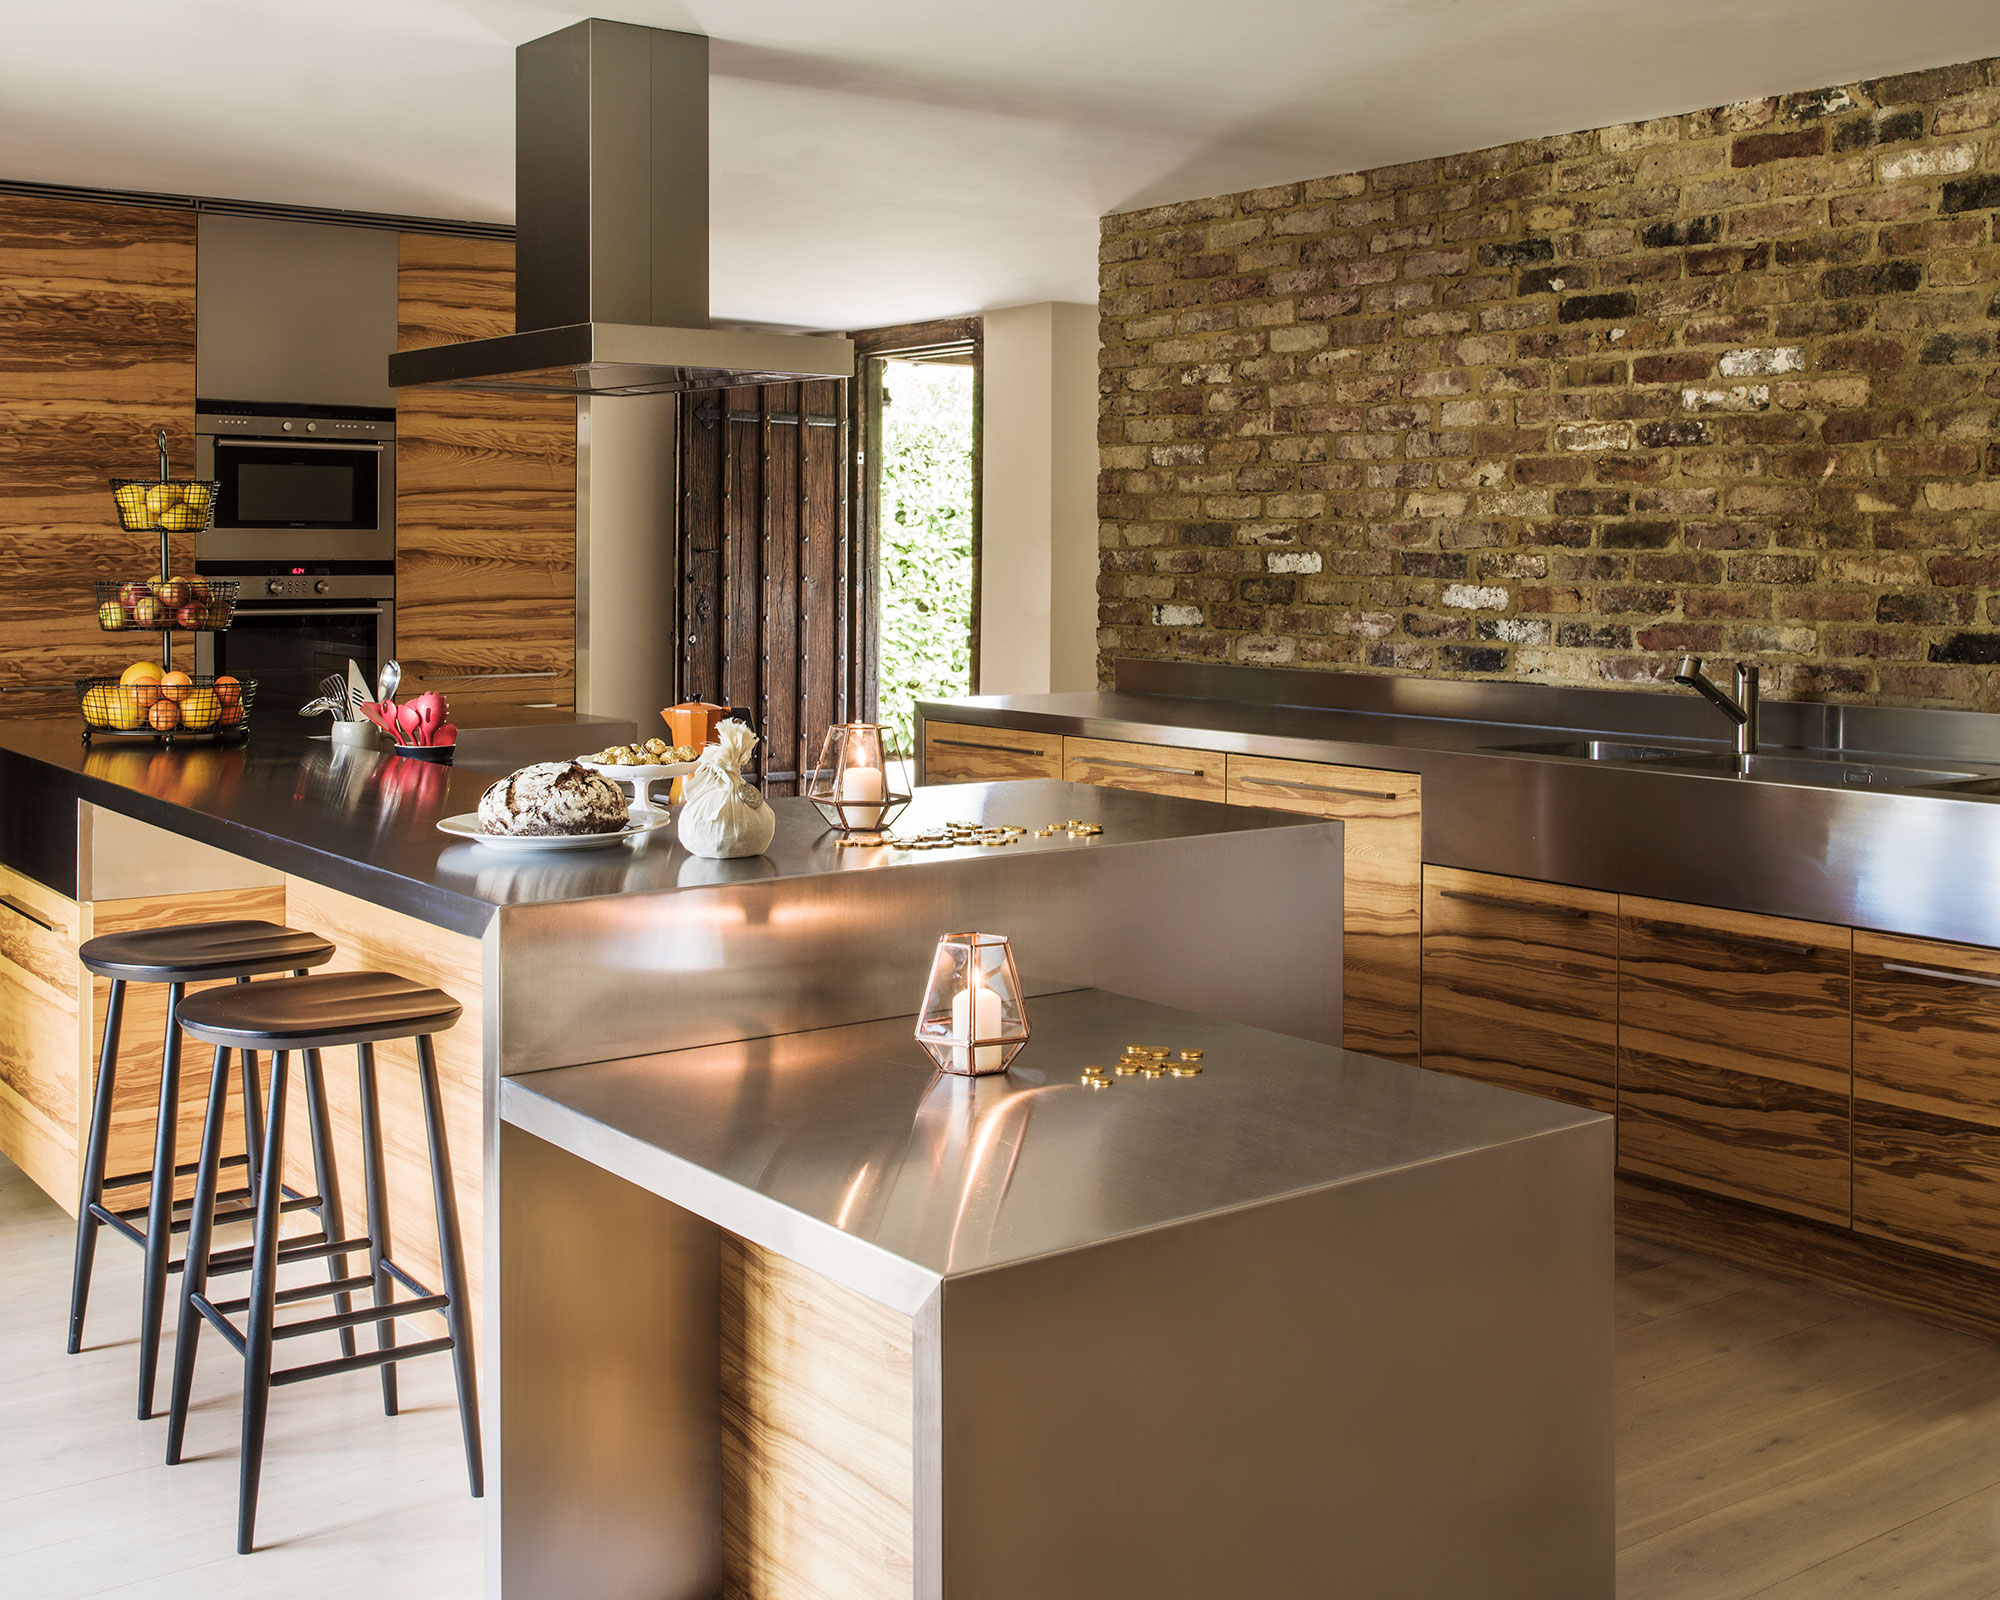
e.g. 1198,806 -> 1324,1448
5,1150 -> 2000,1597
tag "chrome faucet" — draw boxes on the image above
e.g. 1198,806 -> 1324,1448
1673,657 -> 1759,755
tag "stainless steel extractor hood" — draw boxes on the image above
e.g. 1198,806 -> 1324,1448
389,20 -> 852,397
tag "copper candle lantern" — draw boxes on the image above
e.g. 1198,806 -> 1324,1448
915,933 -> 1030,1077
806,721 -> 910,833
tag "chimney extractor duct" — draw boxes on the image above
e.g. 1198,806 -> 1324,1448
388,20 -> 852,397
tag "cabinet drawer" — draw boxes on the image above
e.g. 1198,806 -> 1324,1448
1854,932 -> 2000,1264
0,862 -> 81,1208
1617,896 -> 1852,1225
1422,867 -> 1616,1112
922,722 -> 1061,784
1228,754 -> 1420,1063
1062,736 -> 1225,803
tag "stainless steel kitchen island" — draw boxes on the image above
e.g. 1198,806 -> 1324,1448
500,990 -> 1612,1600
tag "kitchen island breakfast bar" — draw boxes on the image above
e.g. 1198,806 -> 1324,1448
0,719 -> 1611,1599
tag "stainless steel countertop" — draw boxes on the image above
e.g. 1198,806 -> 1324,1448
501,988 -> 1600,1314
918,676 -> 2000,948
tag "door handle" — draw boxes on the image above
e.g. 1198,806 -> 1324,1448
1881,961 -> 2000,993
0,893 -> 56,933
1081,755 -> 1210,778
932,736 -> 1049,757
1647,920 -> 1815,959
1235,773 -> 1402,802
1438,889 -> 1588,921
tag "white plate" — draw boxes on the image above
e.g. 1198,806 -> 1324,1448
577,758 -> 700,807
437,805 -> 675,850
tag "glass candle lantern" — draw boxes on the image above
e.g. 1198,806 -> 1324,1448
915,932 -> 1030,1076
806,721 -> 910,833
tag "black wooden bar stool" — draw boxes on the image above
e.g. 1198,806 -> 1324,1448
165,970 -> 482,1554
69,919 -> 345,1420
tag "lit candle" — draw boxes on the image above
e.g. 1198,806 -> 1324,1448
950,974 -> 1003,1073
839,762 -> 886,827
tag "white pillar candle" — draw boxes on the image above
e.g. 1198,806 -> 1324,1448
950,975 -> 1004,1072
839,763 -> 887,826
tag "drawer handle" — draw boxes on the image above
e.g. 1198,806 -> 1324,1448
1083,756 -> 1210,778
932,736 -> 1048,757
1236,773 -> 1401,802
1438,889 -> 1587,921
1656,922 -> 1815,959
0,893 -> 55,934
1881,961 -> 2000,993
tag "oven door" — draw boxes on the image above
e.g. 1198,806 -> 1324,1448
197,438 -> 395,564
203,600 -> 394,714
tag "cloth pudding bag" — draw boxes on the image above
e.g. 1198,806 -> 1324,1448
676,719 -> 776,859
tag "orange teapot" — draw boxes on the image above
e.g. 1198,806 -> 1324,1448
661,700 -> 731,749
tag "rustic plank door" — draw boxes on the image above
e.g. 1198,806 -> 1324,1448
678,381 -> 850,794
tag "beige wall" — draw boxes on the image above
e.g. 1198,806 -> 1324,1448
980,301 -> 1101,694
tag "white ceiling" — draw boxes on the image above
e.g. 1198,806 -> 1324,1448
2,1 -> 1993,330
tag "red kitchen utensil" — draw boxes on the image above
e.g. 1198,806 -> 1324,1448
356,701 -> 400,737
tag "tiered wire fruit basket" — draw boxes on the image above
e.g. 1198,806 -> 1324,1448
77,432 -> 254,745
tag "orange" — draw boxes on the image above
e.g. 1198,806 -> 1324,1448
148,699 -> 181,732
120,661 -> 164,711
159,671 -> 193,704
214,675 -> 242,707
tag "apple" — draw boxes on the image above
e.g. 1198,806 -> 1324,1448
158,577 -> 190,608
175,602 -> 204,630
133,596 -> 164,628
98,600 -> 129,631
117,581 -> 149,609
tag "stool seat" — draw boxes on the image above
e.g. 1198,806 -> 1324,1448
80,921 -> 335,983
177,972 -> 463,1053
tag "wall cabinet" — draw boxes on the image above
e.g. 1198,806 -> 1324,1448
1061,736 -> 1226,803
1617,896 -> 1853,1227
921,721 -> 1061,783
1228,754 -> 1421,1064
1853,932 -> 2000,1265
1420,867 -> 1617,1111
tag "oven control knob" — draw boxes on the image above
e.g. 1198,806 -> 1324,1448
314,580 -> 331,595
306,422 -> 317,432
281,421 -> 294,431
267,579 -> 283,595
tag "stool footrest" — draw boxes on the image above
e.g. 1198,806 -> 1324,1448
190,1294 -> 249,1357
272,1337 -> 455,1390
114,1187 -> 302,1229
382,1259 -> 436,1300
85,1204 -> 148,1250
103,1152 -> 249,1193
203,1232 -> 367,1277
277,1295 -> 450,1342
208,1275 -> 376,1317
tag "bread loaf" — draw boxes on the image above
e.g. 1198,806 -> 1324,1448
477,761 -> 629,836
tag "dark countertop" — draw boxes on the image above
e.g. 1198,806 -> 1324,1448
0,719 -> 1309,939
917,680 -> 2000,949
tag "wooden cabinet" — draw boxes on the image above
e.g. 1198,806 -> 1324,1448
1853,933 -> 2000,1265
0,863 -> 83,1204
1617,896 -> 1853,1226
395,234 -> 577,715
1421,867 -> 1617,1110
921,721 -> 1061,784
1062,736 -> 1225,804
1227,754 -> 1421,1063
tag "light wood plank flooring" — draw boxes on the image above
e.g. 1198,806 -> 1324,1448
0,1153 -> 479,1598
5,1149 -> 2000,1596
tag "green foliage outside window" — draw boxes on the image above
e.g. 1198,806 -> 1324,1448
876,360 -> 974,755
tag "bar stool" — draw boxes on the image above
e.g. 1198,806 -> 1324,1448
165,970 -> 482,1554
69,919 -> 343,1420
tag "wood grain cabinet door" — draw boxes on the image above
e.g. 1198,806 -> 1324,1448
921,721 -> 1061,784
1227,754 -> 1420,1063
1617,896 -> 1852,1226
1062,736 -> 1226,804
1854,933 -> 2000,1265
0,864 -> 81,1208
1421,867 -> 1616,1110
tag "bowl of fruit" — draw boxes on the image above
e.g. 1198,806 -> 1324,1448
94,576 -> 237,634
77,661 -> 253,743
109,479 -> 217,534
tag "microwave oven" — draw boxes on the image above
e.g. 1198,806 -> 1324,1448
194,403 -> 395,566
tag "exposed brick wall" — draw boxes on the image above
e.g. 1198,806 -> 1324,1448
1097,59 -> 2000,707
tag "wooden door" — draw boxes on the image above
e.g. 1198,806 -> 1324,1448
395,235 -> 577,714
679,382 -> 850,794
1227,754 -> 1421,1063
1617,896 -> 1852,1225
1853,932 -> 2000,1265
0,195 -> 196,717
1062,736 -> 1226,804
1421,867 -> 1617,1110
921,721 -> 1060,783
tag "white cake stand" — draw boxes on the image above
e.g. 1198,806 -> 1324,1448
577,759 -> 700,811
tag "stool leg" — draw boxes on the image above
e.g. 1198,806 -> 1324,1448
68,976 -> 125,1354
166,1044 -> 232,1467
356,1041 -> 397,1416
238,1048 -> 290,1555
136,981 -> 186,1420
300,1048 -> 357,1360
238,1049 -> 263,1194
417,1033 -> 483,1497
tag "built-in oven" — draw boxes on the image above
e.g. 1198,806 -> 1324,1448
195,402 -> 395,567
195,573 -> 395,714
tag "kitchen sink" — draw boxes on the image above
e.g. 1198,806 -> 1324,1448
1495,740 -> 1690,762
1651,753 -> 1985,789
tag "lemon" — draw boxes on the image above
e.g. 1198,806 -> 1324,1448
181,483 -> 212,512
110,693 -> 148,732
179,688 -> 222,731
159,506 -> 201,532
81,685 -> 116,725
144,484 -> 180,515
